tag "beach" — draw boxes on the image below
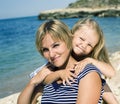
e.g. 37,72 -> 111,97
0,51 -> 120,104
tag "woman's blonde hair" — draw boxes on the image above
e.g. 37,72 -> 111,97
36,19 -> 72,56
71,18 -> 110,64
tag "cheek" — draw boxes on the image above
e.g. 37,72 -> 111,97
57,46 -> 66,53
86,47 -> 93,54
43,52 -> 49,60
58,43 -> 69,53
72,37 -> 78,46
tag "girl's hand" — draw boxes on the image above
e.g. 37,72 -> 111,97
58,68 -> 77,86
75,58 -> 91,75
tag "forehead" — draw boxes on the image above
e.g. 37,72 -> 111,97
75,26 -> 99,45
42,33 -> 61,46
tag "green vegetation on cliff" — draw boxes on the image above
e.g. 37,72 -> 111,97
38,0 -> 120,19
68,0 -> 120,8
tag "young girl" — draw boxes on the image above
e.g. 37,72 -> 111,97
30,18 -> 118,104
71,18 -> 118,104
18,19 -> 104,104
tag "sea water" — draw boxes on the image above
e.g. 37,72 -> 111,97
0,16 -> 120,98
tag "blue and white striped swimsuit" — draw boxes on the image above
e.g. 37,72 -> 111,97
41,64 -> 105,104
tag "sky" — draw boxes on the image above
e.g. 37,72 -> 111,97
0,0 -> 76,19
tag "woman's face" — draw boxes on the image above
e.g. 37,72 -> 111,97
41,33 -> 70,67
72,26 -> 99,56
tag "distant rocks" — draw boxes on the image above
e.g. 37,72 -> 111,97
38,7 -> 120,20
38,0 -> 120,19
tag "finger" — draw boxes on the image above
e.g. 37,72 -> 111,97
57,80 -> 62,84
63,80 -> 66,86
70,72 -> 77,78
68,76 -> 75,83
75,66 -> 81,75
65,78 -> 71,86
70,69 -> 75,73
70,68 -> 75,71
74,63 -> 78,68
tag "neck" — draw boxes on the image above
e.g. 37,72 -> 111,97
59,54 -> 77,69
71,50 -> 87,61
67,56 -> 77,69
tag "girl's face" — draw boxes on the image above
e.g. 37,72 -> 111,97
72,26 -> 99,56
41,33 -> 70,67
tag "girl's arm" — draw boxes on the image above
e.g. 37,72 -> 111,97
76,71 -> 102,104
43,68 -> 77,85
75,57 -> 115,78
88,58 -> 115,77
102,84 -> 119,104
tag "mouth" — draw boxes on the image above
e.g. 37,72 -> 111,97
76,45 -> 84,52
51,56 -> 60,64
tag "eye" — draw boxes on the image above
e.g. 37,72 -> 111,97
79,37 -> 85,41
42,48 -> 48,52
52,43 -> 60,48
88,43 -> 93,48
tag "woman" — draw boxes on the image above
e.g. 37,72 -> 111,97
17,19 -> 104,104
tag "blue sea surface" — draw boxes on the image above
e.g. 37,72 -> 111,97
0,16 -> 120,98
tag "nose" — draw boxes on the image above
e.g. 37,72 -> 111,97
49,49 -> 55,58
81,42 -> 87,48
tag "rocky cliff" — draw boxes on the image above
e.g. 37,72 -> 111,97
38,0 -> 120,19
68,0 -> 120,8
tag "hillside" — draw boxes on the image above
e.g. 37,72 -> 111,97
38,0 -> 120,19
68,0 -> 120,8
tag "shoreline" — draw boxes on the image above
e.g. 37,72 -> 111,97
0,51 -> 120,103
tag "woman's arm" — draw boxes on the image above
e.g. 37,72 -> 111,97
76,71 -> 102,104
17,66 -> 51,104
76,57 -> 115,78
31,84 -> 44,104
17,79 -> 38,104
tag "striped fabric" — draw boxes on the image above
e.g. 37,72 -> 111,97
41,64 -> 105,104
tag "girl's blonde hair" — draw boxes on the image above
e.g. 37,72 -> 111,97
72,18 -> 110,64
36,19 -> 72,56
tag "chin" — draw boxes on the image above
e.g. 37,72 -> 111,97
77,52 -> 86,56
75,50 -> 83,55
54,63 -> 62,67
